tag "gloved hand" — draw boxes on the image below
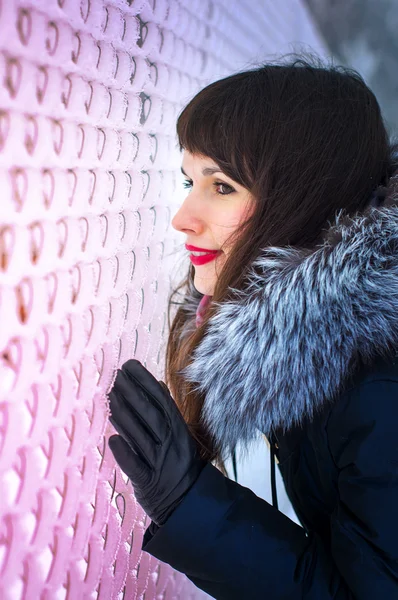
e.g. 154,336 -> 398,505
107,359 -> 208,527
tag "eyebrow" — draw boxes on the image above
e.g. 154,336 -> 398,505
180,166 -> 223,177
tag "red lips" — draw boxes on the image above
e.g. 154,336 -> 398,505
185,244 -> 219,253
189,251 -> 222,266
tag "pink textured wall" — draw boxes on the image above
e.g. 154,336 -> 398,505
0,1 -> 325,598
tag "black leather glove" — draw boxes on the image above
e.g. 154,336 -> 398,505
107,359 -> 208,527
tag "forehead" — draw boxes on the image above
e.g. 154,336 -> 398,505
181,151 -> 224,178
182,150 -> 217,165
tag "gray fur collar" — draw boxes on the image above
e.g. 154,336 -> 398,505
179,200 -> 398,461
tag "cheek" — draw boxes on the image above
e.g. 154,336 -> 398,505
209,196 -> 254,243
211,208 -> 245,231
217,206 -> 251,237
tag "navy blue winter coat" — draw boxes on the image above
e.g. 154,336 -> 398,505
142,199 -> 398,599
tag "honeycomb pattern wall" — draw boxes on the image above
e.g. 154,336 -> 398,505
0,0 -> 326,598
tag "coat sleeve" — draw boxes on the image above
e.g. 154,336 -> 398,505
141,379 -> 398,599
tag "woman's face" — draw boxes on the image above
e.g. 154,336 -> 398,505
171,151 -> 254,295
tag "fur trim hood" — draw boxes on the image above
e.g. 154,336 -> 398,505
179,198 -> 398,461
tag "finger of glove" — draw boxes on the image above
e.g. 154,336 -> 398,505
159,381 -> 168,394
145,378 -> 200,463
108,389 -> 158,471
120,360 -> 169,407
121,360 -> 188,436
116,361 -> 199,475
108,434 -> 151,487
158,381 -> 193,432
115,362 -> 171,445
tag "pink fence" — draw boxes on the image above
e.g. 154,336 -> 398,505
0,0 -> 325,598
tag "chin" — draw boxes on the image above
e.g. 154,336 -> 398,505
194,279 -> 215,296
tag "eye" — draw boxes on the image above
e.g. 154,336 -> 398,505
182,179 -> 234,196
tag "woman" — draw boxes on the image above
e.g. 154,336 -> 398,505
107,54 -> 398,599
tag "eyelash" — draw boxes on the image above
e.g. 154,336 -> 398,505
182,179 -> 234,196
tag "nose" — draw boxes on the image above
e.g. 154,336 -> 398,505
171,198 -> 204,234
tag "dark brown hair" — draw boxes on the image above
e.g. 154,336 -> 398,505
163,52 -> 398,476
